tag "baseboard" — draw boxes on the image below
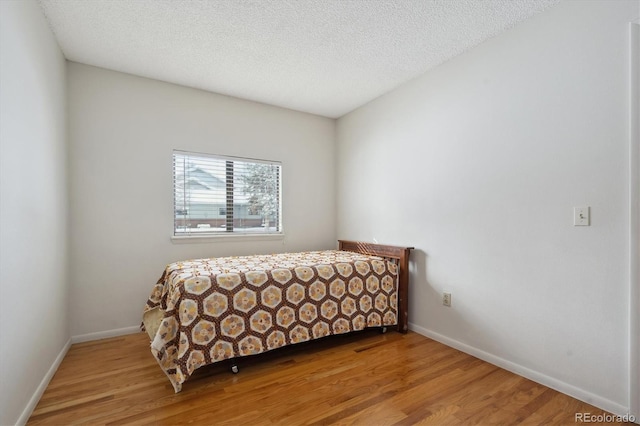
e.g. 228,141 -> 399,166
16,337 -> 71,426
71,325 -> 141,344
408,322 -> 630,418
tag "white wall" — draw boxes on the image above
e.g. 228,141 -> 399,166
68,63 -> 336,337
337,0 -> 638,414
0,1 -> 69,425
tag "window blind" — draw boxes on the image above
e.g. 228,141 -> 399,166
173,150 -> 282,236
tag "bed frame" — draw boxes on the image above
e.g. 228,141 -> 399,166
338,240 -> 413,333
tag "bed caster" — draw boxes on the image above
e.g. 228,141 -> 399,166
380,326 -> 388,334
231,364 -> 239,374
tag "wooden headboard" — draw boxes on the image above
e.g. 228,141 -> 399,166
338,240 -> 414,333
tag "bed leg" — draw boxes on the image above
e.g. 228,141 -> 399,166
231,363 -> 239,374
380,326 -> 388,334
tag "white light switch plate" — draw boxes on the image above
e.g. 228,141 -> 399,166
574,206 -> 590,226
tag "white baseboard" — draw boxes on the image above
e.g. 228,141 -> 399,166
71,325 -> 141,344
408,322 -> 629,418
16,338 -> 71,426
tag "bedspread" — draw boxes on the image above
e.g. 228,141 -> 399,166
143,250 -> 399,392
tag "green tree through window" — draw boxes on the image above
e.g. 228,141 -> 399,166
242,163 -> 280,231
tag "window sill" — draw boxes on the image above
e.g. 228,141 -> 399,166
171,233 -> 285,244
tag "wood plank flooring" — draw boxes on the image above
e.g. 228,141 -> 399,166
28,330 -> 622,425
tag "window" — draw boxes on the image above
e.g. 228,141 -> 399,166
173,150 -> 282,236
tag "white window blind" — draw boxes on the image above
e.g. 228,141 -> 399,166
173,150 -> 282,236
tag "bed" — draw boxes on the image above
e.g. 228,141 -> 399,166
142,240 -> 413,392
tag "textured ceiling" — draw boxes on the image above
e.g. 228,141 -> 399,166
38,0 -> 559,118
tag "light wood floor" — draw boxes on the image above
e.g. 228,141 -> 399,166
29,330 -> 621,425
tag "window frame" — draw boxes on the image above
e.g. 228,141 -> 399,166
171,150 -> 284,242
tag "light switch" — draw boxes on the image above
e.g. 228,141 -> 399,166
574,206 -> 590,226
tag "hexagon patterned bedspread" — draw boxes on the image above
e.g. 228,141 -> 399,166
142,250 -> 399,392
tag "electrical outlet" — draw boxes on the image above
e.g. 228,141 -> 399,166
443,292 -> 451,307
